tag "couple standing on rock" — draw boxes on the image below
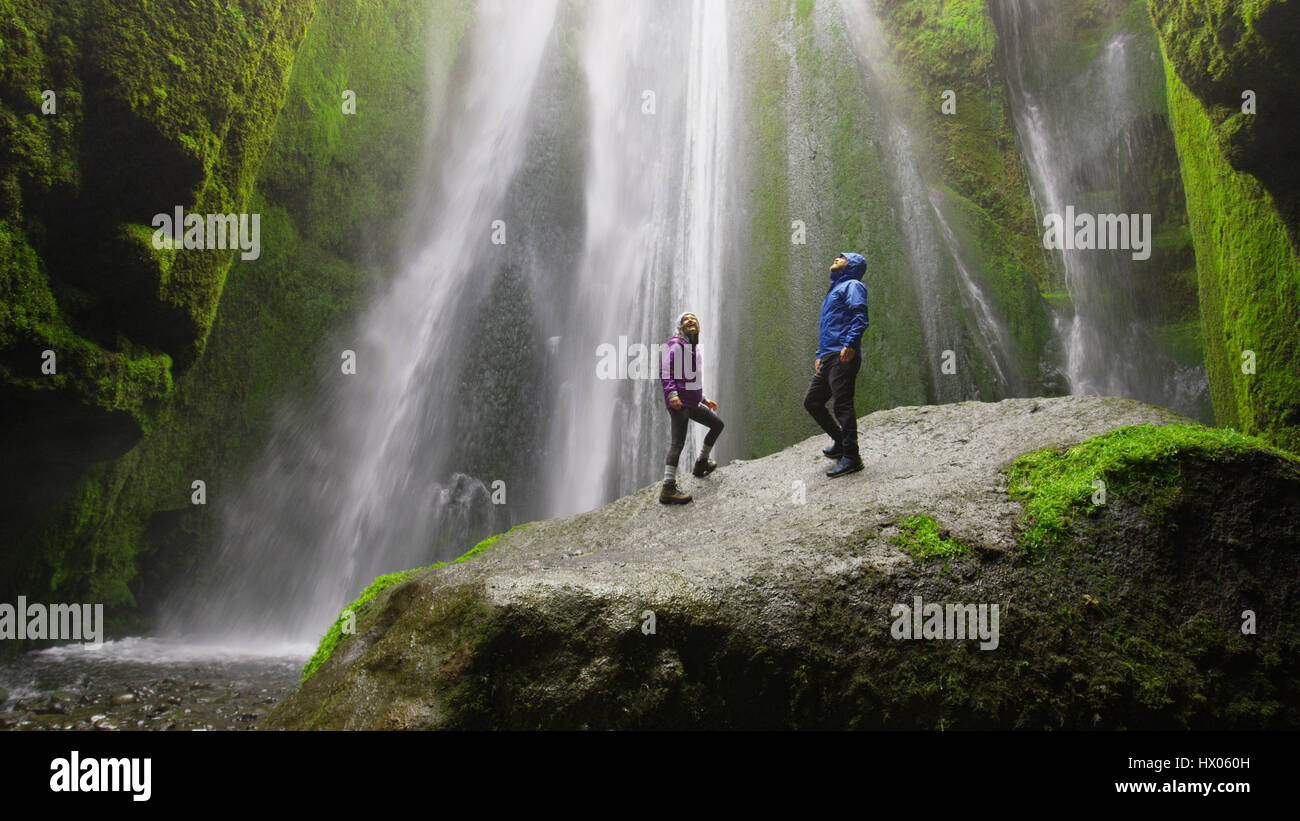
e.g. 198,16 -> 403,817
658,252 -> 870,504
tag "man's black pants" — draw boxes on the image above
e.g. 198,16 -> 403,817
803,351 -> 861,461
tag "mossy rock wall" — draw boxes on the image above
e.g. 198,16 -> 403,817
1152,0 -> 1300,452
0,0 -> 474,645
878,0 -> 1054,390
1149,0 -> 1300,243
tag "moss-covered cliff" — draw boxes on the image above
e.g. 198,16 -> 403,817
0,0 -> 473,643
1151,0 -> 1300,452
1,0 -> 321,629
2,0 -> 317,425
1149,0 -> 1300,244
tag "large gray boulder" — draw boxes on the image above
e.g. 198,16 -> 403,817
263,396 -> 1300,730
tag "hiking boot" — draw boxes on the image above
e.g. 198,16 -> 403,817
826,456 -> 863,478
659,482 -> 693,504
692,458 -> 717,477
822,442 -> 843,459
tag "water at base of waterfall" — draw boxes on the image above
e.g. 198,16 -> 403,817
0,638 -> 307,731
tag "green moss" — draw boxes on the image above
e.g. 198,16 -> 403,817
300,521 -> 532,681
298,567 -> 421,683
1149,0 -> 1300,238
1152,319 -> 1205,368
892,514 -> 969,562
1006,423 -> 1296,556
1161,49 -> 1300,453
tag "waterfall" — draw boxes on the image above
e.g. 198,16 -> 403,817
994,0 -> 1209,418
162,0 -> 1208,651
542,0 -> 736,515
836,0 -> 1023,400
928,190 -> 1019,393
166,0 -> 562,644
167,0 -> 739,645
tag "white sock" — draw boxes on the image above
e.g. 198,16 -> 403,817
664,463 -> 676,485
699,443 -> 713,461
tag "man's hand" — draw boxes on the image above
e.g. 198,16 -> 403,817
669,395 -> 683,410
705,399 -> 718,411
840,347 -> 855,363
814,358 -> 822,374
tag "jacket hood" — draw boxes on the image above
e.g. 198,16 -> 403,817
830,252 -> 866,285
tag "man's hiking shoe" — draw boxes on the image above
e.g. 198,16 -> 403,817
692,458 -> 717,477
826,456 -> 863,478
659,482 -> 693,504
822,442 -> 843,459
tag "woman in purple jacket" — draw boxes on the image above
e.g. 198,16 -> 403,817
659,312 -> 724,504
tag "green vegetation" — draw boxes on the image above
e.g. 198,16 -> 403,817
1149,0 -> 1300,239
1160,51 -> 1300,453
301,522 -> 528,681
0,0 -> 474,642
1006,423 -> 1297,555
0,0 -> 183,431
891,514 -> 969,562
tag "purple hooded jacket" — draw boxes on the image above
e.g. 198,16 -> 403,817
660,335 -> 703,409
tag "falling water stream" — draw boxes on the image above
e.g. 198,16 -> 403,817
168,0 -> 564,645
836,0 -> 1023,400
543,0 -> 736,516
994,0 -> 1209,417
152,0 -> 741,648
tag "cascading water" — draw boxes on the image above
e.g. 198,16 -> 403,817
994,0 -> 1210,419
836,0 -> 1024,400
542,0 -> 736,516
166,0 -> 562,644
166,0 -> 739,645
161,0 -> 1203,651
928,190 -> 1019,393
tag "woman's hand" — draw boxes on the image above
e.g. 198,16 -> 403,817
705,399 -> 718,411
669,396 -> 683,410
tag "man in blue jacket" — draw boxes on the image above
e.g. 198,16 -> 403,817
805,252 -> 869,477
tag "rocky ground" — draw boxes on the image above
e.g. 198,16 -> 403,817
0,644 -> 301,731
265,396 -> 1300,730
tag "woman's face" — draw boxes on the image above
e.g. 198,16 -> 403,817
681,315 -> 700,337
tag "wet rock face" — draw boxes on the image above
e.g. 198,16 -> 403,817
0,0 -> 322,650
264,396 -> 1300,730
1148,0 -> 1300,239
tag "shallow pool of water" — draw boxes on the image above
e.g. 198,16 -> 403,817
0,637 -> 309,731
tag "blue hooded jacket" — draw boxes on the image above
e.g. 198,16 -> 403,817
816,252 -> 870,359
